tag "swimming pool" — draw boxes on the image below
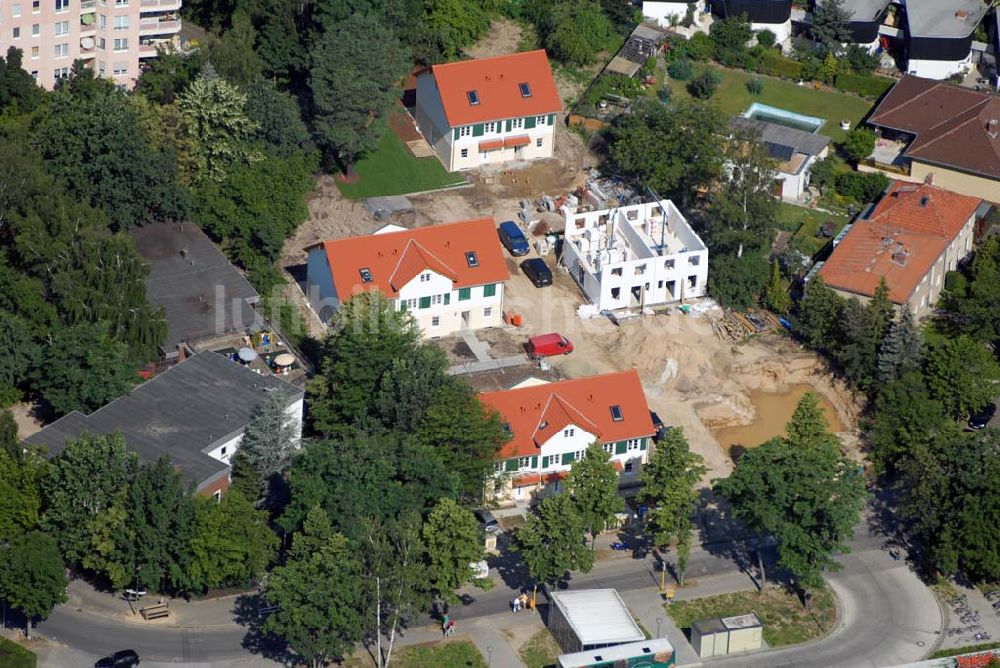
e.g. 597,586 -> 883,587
743,103 -> 825,133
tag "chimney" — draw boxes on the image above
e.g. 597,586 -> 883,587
177,344 -> 187,363
923,173 -> 933,185
956,9 -> 968,20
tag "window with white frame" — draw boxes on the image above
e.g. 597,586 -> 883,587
519,456 -> 531,469
31,70 -> 39,79
603,443 -> 614,454
54,0 -> 69,12
112,37 -> 127,50
54,20 -> 69,35
114,0 -> 127,5
12,27 -> 21,39
536,138 -> 543,148
31,46 -> 39,59
97,37 -> 106,49
53,43 -> 69,57
431,316 -> 440,327
12,3 -> 23,16
431,294 -> 444,306
511,117 -> 524,130
420,272 -> 431,282
563,428 -> 575,438
483,307 -> 492,318
494,461 -> 503,473
113,14 -> 128,29
460,148 -> 468,158
212,490 -> 222,502
98,60 -> 106,75
626,438 -> 641,451
53,66 -> 70,78
458,125 -> 471,138
98,13 -> 106,28
484,121 -> 497,133
535,115 -> 547,126
574,449 -> 586,461
112,61 -> 127,75
624,461 -> 634,473
402,298 -> 418,310
32,24 -> 40,36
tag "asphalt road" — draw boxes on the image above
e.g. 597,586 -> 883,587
36,521 -> 941,666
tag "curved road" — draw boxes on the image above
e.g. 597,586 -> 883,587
37,521 -> 942,667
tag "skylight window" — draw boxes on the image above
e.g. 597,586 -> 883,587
467,89 -> 480,106
465,251 -> 479,268
610,405 -> 624,422
359,268 -> 373,283
519,82 -> 531,98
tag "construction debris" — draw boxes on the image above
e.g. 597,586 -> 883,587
709,310 -> 783,343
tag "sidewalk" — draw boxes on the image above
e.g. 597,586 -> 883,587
389,610 -> 542,668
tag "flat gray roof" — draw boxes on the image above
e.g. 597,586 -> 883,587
904,0 -> 988,39
25,352 -> 303,488
130,222 -> 261,354
730,116 -> 831,158
550,589 -> 645,647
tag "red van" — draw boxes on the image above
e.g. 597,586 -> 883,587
527,333 -> 574,359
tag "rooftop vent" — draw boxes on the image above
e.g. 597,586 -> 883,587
519,82 -> 532,98
359,267 -> 373,283
467,89 -> 480,106
956,9 -> 968,20
892,246 -> 909,266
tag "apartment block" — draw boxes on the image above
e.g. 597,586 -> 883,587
0,0 -> 181,90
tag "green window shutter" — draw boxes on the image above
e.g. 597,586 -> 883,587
524,116 -> 536,129
473,123 -> 484,137
505,458 -> 518,472
419,296 -> 431,309
562,452 -> 575,465
615,442 -> 627,455
505,119 -> 512,132
453,127 -> 461,140
458,287 -> 471,301
484,283 -> 497,297
640,438 -> 648,451
444,293 -> 451,305
399,300 -> 407,312
531,455 -> 538,468
541,456 -> 548,468
548,114 -> 556,125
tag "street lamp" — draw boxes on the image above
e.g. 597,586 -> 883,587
657,617 -> 663,638
487,645 -> 493,668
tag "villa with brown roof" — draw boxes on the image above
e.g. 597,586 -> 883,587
414,50 -> 562,171
304,219 -> 510,337
480,370 -> 655,504
860,75 -> 1000,203
817,181 -> 981,318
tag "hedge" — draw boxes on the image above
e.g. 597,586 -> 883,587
0,638 -> 36,668
756,50 -> 803,80
834,72 -> 894,99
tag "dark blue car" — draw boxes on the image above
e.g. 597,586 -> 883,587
498,221 -> 530,256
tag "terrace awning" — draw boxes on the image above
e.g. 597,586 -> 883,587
504,135 -> 531,148
478,139 -> 504,152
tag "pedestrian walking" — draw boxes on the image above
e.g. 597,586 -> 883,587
446,620 -> 456,637
442,613 -> 450,635
519,593 -> 528,611
512,596 -> 521,613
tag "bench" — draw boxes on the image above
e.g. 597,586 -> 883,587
140,603 -> 170,620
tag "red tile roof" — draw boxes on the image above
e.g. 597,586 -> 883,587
818,182 -> 980,303
429,50 -> 562,128
481,370 -> 655,460
868,75 -> 1000,180
317,218 -> 510,300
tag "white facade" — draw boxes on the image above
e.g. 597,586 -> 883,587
562,200 -> 709,311
753,19 -> 792,46
205,397 -> 304,466
776,151 -> 827,200
907,54 -> 973,80
415,72 -> 557,171
643,1 -> 703,27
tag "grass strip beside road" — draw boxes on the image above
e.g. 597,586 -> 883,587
0,637 -> 36,668
392,640 -> 487,668
666,586 -> 837,648
930,640 -> 1000,659
518,628 -> 562,668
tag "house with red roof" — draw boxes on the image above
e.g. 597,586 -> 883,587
414,50 -> 563,171
817,181 -> 982,318
479,370 -> 656,504
304,219 -> 510,337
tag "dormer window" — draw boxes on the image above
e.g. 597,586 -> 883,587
466,251 -> 479,267
467,90 -> 480,106
359,267 -> 373,283
610,405 -> 624,422
519,82 -> 531,98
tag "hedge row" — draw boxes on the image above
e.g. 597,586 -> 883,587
755,50 -> 803,79
0,638 -> 36,668
834,72 -> 894,98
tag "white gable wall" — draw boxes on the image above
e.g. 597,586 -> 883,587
397,269 -> 505,336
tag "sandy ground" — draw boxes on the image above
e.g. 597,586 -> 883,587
9,401 -> 42,439
462,18 -> 526,60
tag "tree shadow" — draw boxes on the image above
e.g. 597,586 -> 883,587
491,532 -> 533,593
232,592 -> 295,664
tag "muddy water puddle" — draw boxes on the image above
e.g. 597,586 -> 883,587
712,384 -> 845,458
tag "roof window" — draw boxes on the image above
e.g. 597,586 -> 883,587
467,90 -> 480,106
610,405 -> 624,422
539,420 -> 548,430
519,82 -> 532,98
466,251 -> 479,268
359,267 -> 373,283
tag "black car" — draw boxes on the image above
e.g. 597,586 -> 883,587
520,258 -> 552,287
969,403 -> 997,430
95,650 -> 140,668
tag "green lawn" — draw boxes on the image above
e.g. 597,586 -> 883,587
518,629 -> 561,668
393,640 -> 487,668
335,127 -> 466,200
665,65 -> 876,143
0,637 -> 36,668
667,586 -> 837,648
776,203 -> 851,257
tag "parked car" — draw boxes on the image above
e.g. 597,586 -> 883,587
527,333 -> 574,359
469,560 -> 490,579
650,411 -> 667,441
969,403 -> 997,430
498,221 -> 530,256
520,258 -> 552,287
95,650 -> 140,668
475,509 -> 500,533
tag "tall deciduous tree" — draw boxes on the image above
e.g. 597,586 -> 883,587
421,498 -> 484,604
565,442 -> 624,549
0,46 -> 43,112
942,236 -> 1000,342
0,531 -> 66,639
423,0 -> 493,60
710,127 -> 778,259
638,428 -> 706,584
188,490 -> 279,590
309,13 -> 410,171
543,2 -> 612,67
795,276 -> 844,351
0,449 -> 45,541
514,493 -> 594,598
866,371 -> 952,473
40,433 -> 138,568
924,334 -> 1000,418
715,394 -> 865,599
264,506 -> 364,667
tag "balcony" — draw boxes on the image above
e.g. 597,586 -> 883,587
140,16 -> 181,35
80,0 -> 97,10
860,138 -> 912,177
139,0 -> 182,11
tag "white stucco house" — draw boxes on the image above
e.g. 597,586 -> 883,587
729,116 -> 832,200
414,49 -> 563,171
480,370 -> 657,504
561,200 -> 709,311
643,1 -> 706,29
305,219 -> 510,337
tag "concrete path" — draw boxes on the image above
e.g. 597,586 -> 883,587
448,355 -> 528,375
460,328 -> 492,363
